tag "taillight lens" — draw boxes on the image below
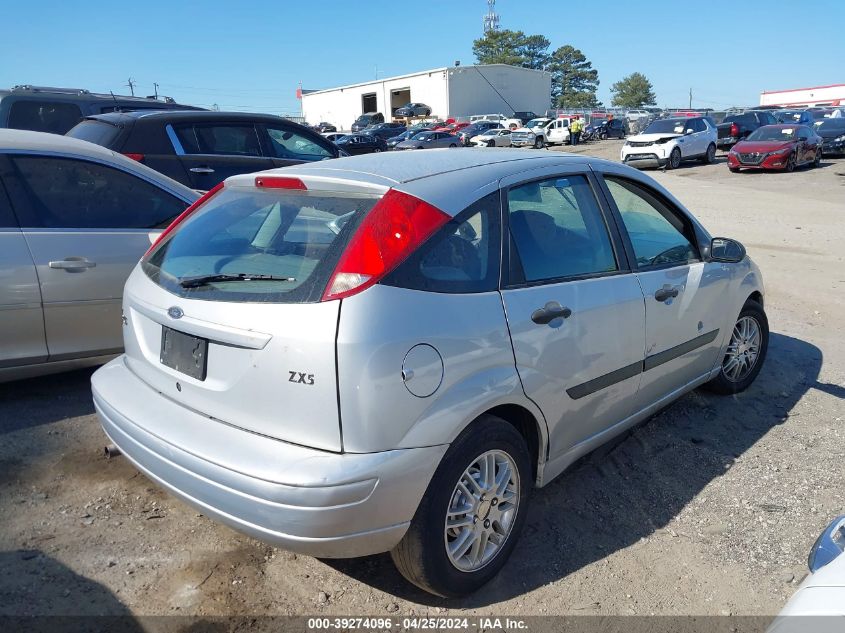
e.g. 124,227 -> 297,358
730,123 -> 739,137
322,189 -> 450,301
123,153 -> 144,162
143,182 -> 225,258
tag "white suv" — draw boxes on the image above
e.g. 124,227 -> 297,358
93,150 -> 766,597
621,116 -> 718,169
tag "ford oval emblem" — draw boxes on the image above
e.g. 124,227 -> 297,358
167,306 -> 184,320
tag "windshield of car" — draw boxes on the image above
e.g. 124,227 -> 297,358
526,119 -> 547,128
143,188 -> 378,303
818,119 -> 845,132
776,111 -> 803,122
746,126 -> 797,142
643,119 -> 686,134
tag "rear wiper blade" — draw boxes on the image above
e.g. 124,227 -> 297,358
179,273 -> 296,288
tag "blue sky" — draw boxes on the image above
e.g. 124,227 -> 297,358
2,0 -> 842,115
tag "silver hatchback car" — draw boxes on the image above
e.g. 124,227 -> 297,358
92,150 -> 768,597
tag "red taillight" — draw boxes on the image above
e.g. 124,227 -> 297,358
123,153 -> 144,162
255,176 -> 307,190
730,123 -> 739,137
143,182 -> 225,258
322,189 -> 450,301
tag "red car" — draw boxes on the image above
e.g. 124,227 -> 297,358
727,124 -> 822,172
443,121 -> 470,135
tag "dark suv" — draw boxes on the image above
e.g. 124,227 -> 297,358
67,111 -> 342,190
0,85 -> 199,135
351,112 -> 384,132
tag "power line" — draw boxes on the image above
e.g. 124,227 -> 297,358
471,65 -> 516,114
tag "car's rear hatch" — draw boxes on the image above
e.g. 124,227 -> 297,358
121,175 -> 387,452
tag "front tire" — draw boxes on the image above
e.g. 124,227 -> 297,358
666,147 -> 682,170
785,152 -> 796,172
391,415 -> 531,598
534,137 -> 544,149
704,300 -> 768,395
812,149 -> 821,168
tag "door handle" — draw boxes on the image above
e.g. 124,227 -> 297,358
654,285 -> 680,302
189,166 -> 215,174
531,301 -> 572,325
49,257 -> 96,272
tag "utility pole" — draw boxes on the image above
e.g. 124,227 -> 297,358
153,82 -> 159,99
689,88 -> 692,109
126,77 -> 136,96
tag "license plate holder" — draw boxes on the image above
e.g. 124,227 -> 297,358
160,326 -> 208,381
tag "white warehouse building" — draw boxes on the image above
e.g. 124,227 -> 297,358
301,64 -> 552,129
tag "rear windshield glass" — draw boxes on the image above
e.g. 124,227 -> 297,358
819,119 -> 845,132
143,188 -> 378,303
66,120 -> 122,146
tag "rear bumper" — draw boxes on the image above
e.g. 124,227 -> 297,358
717,137 -> 739,148
91,357 -> 446,558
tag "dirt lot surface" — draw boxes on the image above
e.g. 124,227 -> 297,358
2,142 -> 843,621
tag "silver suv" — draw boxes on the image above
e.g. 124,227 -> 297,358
92,150 -> 768,597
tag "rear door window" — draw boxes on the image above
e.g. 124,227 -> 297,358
507,175 -> 617,282
265,125 -> 335,161
143,188 -> 379,303
8,155 -> 188,229
8,100 -> 83,134
173,124 -> 262,156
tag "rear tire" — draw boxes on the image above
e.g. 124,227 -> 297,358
449,143 -> 457,148
373,148 -> 381,153
391,415 -> 531,598
704,300 -> 768,395
702,143 -> 716,164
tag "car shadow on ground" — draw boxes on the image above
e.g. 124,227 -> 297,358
324,332 -> 827,606
0,367 -> 96,434
0,549 -> 143,628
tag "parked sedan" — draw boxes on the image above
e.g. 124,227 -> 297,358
727,125 -> 822,172
322,132 -> 347,143
395,103 -> 432,117
470,128 -> 512,147
334,134 -> 387,155
316,122 -> 337,133
457,121 -> 503,146
816,119 -> 845,156
67,110 -> 341,190
394,130 -> 461,150
364,122 -> 407,140
0,130 -> 197,382
386,128 -> 430,149
92,149 -> 766,599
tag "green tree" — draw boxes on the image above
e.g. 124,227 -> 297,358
610,72 -> 657,108
547,45 -> 600,109
473,30 -> 550,70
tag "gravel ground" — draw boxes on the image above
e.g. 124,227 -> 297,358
1,142 -> 843,621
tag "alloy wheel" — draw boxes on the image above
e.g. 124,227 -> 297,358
444,450 -> 520,572
722,316 -> 762,382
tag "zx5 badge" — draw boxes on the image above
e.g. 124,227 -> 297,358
289,371 -> 315,385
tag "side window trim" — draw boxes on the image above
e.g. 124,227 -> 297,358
0,156 -> 22,229
166,124 -> 187,156
595,173 -> 702,272
500,170 -> 632,289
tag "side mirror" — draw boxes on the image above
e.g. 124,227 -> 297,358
709,237 -> 746,263
685,129 -> 694,135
